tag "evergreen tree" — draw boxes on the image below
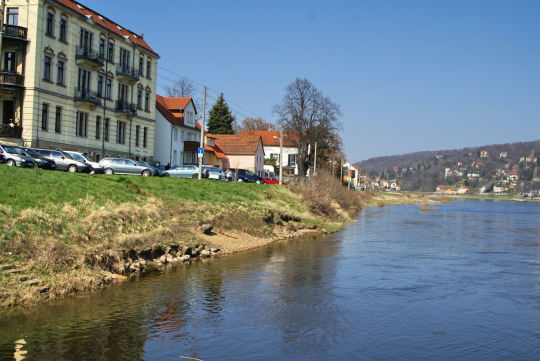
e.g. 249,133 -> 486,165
206,93 -> 235,134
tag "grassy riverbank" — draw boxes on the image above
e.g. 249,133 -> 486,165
0,166 -> 369,309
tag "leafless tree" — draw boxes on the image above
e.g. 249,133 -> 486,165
165,78 -> 196,97
240,117 -> 276,131
273,78 -> 341,177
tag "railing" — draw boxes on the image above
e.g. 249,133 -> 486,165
75,46 -> 104,66
0,124 -> 22,138
74,88 -> 101,106
115,100 -> 137,115
0,72 -> 24,86
2,24 -> 27,40
116,64 -> 139,81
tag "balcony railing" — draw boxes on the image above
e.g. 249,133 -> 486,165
116,64 -> 139,81
0,72 -> 24,86
75,46 -> 104,67
74,88 -> 101,106
0,124 -> 22,138
115,100 -> 137,115
2,24 -> 27,40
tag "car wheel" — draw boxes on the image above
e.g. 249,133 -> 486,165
142,170 -> 151,177
237,178 -> 243,182
163,172 -> 170,177
6,159 -> 15,166
67,165 -> 78,173
256,179 -> 262,184
104,168 -> 114,175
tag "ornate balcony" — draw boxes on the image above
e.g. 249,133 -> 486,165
0,72 -> 24,87
2,25 -> 27,40
0,124 -> 22,139
116,64 -> 139,83
75,46 -> 104,68
115,100 -> 137,116
74,88 -> 101,106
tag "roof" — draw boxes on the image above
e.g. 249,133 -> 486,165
205,144 -> 226,159
53,0 -> 156,54
156,95 -> 197,128
239,130 -> 298,147
208,134 -> 263,155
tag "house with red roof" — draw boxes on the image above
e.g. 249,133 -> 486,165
206,133 -> 265,176
0,0 -> 159,161
154,95 -> 199,166
239,130 -> 299,175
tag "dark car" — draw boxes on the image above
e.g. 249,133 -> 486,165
0,144 -> 35,168
34,149 -> 92,173
21,147 -> 57,170
233,169 -> 265,184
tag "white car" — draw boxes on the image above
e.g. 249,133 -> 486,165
63,151 -> 103,173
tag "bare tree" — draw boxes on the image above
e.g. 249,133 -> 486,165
240,117 -> 276,131
273,78 -> 341,177
165,78 -> 196,97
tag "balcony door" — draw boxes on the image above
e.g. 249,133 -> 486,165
4,52 -> 15,73
77,68 -> 91,92
118,83 -> 129,102
79,28 -> 93,50
119,48 -> 130,71
2,101 -> 14,125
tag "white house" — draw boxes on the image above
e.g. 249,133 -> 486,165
154,95 -> 199,167
239,130 -> 298,175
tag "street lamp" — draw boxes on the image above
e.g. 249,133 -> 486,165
273,129 -> 283,185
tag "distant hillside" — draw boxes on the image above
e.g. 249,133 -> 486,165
356,139 -> 540,192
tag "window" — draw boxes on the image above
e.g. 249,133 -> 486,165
144,91 -> 150,111
46,9 -> 55,37
97,75 -> 104,97
105,78 -> 112,99
77,68 -> 90,89
41,103 -> 49,130
118,83 -> 128,102
107,41 -> 114,62
181,130 -> 185,141
59,16 -> 67,42
135,125 -> 140,146
57,61 -> 65,85
146,59 -> 151,79
174,128 -> 178,141
79,28 -> 93,50
143,127 -> 148,148
139,55 -> 144,77
119,48 -> 130,70
4,52 -> 16,73
136,89 -> 142,109
116,120 -> 126,144
75,111 -> 88,137
288,154 -> 297,166
104,118 -> 110,141
95,116 -> 101,140
7,8 -> 19,26
54,106 -> 62,133
43,56 -> 52,81
99,37 -> 105,57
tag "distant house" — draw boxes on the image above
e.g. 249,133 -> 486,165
480,150 -> 489,158
154,95 -> 199,167
493,185 -> 506,193
499,152 -> 508,159
206,134 -> 265,176
457,185 -> 469,194
467,172 -> 480,179
436,185 -> 446,193
508,170 -> 519,182
239,130 -> 299,175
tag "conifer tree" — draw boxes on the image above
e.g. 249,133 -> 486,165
206,93 -> 235,134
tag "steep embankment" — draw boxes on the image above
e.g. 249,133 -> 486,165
0,166 -> 369,309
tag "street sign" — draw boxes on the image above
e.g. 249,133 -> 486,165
197,147 -> 204,158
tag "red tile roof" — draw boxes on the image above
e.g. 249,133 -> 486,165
205,144 -> 226,159
239,130 -> 298,147
208,134 -> 263,155
53,0 -> 156,54
156,95 -> 197,128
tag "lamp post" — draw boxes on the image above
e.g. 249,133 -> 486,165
273,129 -> 283,185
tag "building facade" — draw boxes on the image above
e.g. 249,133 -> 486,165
154,95 -> 200,167
239,130 -> 298,175
0,0 -> 158,161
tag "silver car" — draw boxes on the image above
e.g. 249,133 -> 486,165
64,151 -> 104,174
163,165 -> 199,178
99,158 -> 155,176
0,144 -> 35,167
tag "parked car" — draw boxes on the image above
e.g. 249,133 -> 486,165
232,169 -> 265,184
0,144 -> 35,168
136,161 -> 162,176
263,176 -> 287,185
34,149 -> 92,173
21,147 -> 57,170
163,165 -> 200,178
99,158 -> 156,176
63,151 -> 104,174
202,166 -> 225,180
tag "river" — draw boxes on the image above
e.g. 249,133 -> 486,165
1,200 -> 540,360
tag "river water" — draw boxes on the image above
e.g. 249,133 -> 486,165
1,200 -> 540,360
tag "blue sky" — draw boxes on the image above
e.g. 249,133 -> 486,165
82,0 -> 540,161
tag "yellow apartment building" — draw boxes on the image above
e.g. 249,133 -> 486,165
0,0 -> 159,161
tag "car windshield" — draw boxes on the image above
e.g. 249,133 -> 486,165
137,161 -> 149,167
61,152 -> 73,159
23,148 -> 38,157
245,170 -> 255,176
3,145 -> 25,155
69,153 -> 87,162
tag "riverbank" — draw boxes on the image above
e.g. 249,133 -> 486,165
365,191 -> 449,206
0,166 -> 369,310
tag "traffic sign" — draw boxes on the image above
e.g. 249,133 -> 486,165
197,147 -> 204,158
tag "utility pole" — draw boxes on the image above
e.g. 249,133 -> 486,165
313,142 -> 317,176
340,157 -> 343,185
197,86 -> 207,179
279,128 -> 283,185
